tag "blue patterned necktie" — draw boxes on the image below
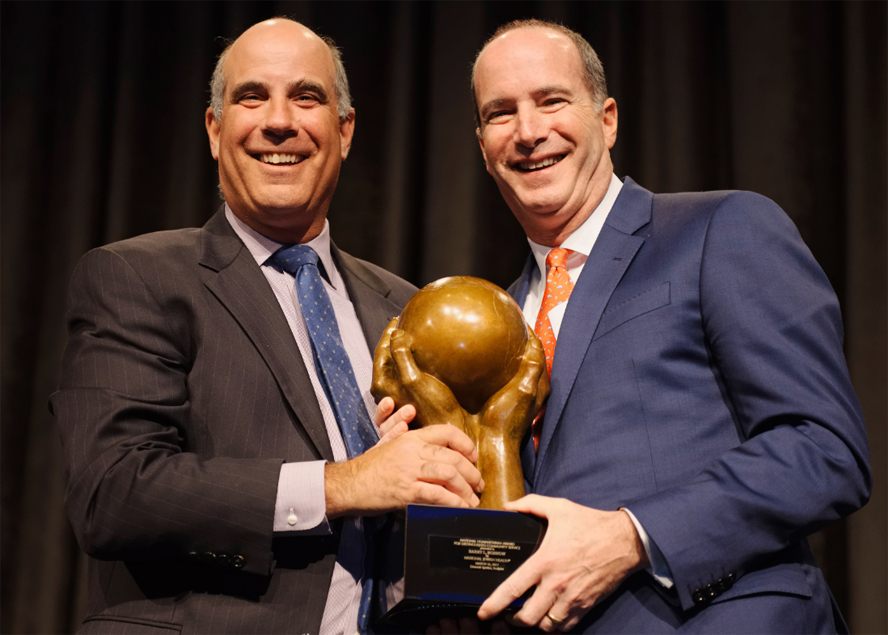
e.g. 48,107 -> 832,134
272,244 -> 379,633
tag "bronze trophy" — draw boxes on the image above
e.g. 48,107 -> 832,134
372,277 -> 550,628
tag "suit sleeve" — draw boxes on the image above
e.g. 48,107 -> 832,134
51,246 -> 282,577
628,192 -> 872,610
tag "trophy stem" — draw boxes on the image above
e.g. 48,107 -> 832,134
476,431 -> 525,510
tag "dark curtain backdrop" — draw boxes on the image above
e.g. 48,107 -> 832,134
2,2 -> 885,633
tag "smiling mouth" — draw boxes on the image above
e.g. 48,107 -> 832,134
253,152 -> 307,165
514,155 -> 566,172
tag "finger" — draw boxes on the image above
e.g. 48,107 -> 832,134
390,330 -> 423,385
374,396 -> 396,426
437,618 -> 458,634
490,619 -> 511,634
501,494 -> 556,518
418,448 -> 481,505
378,403 -> 416,437
377,420 -> 409,446
425,623 -> 442,635
416,423 -> 480,464
410,480 -> 473,509
511,583 -> 559,630
519,338 -> 546,385
371,319 -> 400,399
458,616 -> 480,634
477,560 -> 541,620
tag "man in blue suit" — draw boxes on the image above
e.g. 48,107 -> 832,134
470,19 -> 872,633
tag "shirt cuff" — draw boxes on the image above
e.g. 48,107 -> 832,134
273,461 -> 332,534
621,507 -> 674,589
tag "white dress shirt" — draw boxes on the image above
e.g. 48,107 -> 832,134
226,206 -> 379,635
520,175 -> 674,589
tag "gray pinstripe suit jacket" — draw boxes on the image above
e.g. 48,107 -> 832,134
51,209 -> 417,634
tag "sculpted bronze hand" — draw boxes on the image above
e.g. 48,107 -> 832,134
371,277 -> 550,509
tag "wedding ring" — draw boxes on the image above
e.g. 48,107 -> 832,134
546,612 -> 564,625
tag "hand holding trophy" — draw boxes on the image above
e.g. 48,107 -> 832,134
372,277 -> 551,629
372,276 -> 549,510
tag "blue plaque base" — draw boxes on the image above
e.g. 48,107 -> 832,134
378,504 -> 546,631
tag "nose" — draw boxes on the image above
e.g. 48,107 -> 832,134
262,95 -> 297,139
515,105 -> 547,149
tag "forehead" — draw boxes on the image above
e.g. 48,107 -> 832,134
224,24 -> 335,89
475,28 -> 585,100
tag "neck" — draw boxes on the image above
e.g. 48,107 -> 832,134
523,170 -> 613,247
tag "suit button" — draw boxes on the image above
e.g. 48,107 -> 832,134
188,551 -> 198,561
232,555 -> 245,569
692,589 -> 706,604
216,553 -> 231,568
202,552 -> 216,565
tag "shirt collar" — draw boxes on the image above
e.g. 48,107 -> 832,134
528,173 -> 623,276
224,205 -> 341,289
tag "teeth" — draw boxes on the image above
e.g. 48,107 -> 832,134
260,153 -> 301,165
517,155 -> 563,171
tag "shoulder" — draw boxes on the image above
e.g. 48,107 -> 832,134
70,227 -> 208,302
334,248 -> 418,308
360,259 -> 418,303
83,228 -> 202,268
652,189 -> 793,230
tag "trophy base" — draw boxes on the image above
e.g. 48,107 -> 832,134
377,504 -> 546,631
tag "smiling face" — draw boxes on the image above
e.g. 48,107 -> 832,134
474,27 -> 617,246
205,20 -> 355,243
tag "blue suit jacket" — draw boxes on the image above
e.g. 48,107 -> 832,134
508,178 -> 871,633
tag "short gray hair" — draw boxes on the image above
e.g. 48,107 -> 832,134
209,20 -> 352,123
471,19 -> 608,127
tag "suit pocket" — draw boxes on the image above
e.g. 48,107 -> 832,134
593,282 -> 671,341
80,616 -> 182,634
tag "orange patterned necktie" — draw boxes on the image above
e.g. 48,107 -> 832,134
532,247 -> 575,450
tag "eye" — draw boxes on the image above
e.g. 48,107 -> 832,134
542,98 -> 566,107
486,110 -> 512,123
296,94 -> 321,105
238,94 -> 263,105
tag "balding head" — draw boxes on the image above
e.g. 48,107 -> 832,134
210,19 -> 352,123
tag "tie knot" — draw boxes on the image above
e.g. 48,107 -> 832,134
546,248 -> 572,269
272,244 -> 319,275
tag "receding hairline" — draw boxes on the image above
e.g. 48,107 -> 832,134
473,25 -> 582,92
224,19 -> 335,83
471,21 -> 608,127
209,16 -> 353,123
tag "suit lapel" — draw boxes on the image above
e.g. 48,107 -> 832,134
534,178 -> 654,481
332,245 -> 405,353
198,210 -> 334,461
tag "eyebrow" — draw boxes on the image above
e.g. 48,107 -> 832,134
478,98 -> 506,118
229,79 -> 330,104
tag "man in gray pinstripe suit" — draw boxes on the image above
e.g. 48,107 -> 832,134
51,19 -> 483,634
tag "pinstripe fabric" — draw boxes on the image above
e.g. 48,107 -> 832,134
51,209 -> 417,634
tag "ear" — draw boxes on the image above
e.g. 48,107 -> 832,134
476,127 -> 492,175
339,109 -> 356,160
205,107 -> 221,160
600,98 -> 618,149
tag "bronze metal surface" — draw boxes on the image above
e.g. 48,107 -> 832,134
372,276 -> 549,510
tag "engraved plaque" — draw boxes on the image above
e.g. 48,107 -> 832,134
379,505 -> 546,629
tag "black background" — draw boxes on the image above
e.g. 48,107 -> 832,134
2,2 -> 885,632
